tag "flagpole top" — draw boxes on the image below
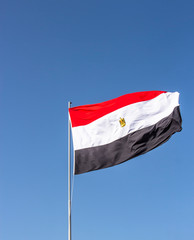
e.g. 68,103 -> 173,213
68,102 -> 72,108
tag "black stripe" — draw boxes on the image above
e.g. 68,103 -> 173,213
75,106 -> 182,174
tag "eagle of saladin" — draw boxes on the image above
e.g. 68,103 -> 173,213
119,117 -> 126,127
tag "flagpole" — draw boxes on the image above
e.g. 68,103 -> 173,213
68,101 -> 72,240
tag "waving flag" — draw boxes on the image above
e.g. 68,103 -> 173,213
69,91 -> 182,174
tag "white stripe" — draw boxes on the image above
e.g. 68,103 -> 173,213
72,92 -> 180,150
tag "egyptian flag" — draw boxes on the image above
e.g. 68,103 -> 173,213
69,91 -> 182,175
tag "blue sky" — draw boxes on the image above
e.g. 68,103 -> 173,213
1,0 -> 194,239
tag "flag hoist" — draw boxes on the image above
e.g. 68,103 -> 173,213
68,101 -> 72,240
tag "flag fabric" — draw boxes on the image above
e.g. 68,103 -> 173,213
69,91 -> 182,175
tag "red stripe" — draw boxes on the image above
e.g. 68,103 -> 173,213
69,91 -> 166,127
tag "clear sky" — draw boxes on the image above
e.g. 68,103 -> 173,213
1,0 -> 194,239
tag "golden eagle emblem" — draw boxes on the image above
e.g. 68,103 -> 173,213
119,117 -> 126,127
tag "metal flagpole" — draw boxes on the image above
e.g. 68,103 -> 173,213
68,102 -> 72,240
